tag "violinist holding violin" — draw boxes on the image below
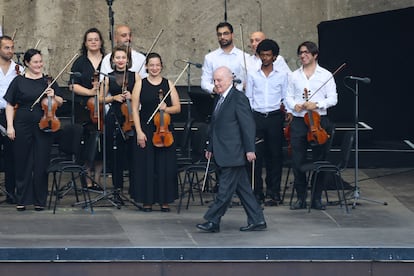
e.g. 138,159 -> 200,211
101,45 -> 140,195
70,27 -> 105,188
4,48 -> 63,211
285,41 -> 337,211
131,52 -> 180,212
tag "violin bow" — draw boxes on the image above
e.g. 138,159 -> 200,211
137,28 -> 164,74
146,63 -> 190,124
239,24 -> 248,80
30,53 -> 79,110
307,62 -> 346,101
201,156 -> 211,192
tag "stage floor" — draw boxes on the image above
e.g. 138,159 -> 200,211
0,168 -> 414,261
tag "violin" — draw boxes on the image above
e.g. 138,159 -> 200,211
39,76 -> 61,132
86,71 -> 104,131
303,88 -> 329,146
120,71 -> 134,136
152,89 -> 174,147
281,103 -> 292,156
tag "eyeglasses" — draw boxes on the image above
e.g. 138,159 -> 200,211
217,31 -> 231,37
298,50 -> 310,55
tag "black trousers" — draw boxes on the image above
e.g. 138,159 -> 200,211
290,116 -> 333,200
0,112 -> 15,199
252,111 -> 284,199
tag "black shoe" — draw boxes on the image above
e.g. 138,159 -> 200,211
264,198 -> 279,207
196,221 -> 220,233
161,207 -> 171,212
290,199 -> 307,210
16,205 -> 26,211
311,200 -> 326,210
240,221 -> 267,231
34,206 -> 45,211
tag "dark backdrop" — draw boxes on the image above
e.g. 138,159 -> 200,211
317,7 -> 413,141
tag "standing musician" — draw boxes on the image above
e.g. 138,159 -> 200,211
285,41 -> 337,210
100,24 -> 147,79
131,52 -> 180,212
201,22 -> 247,93
101,45 -> 140,196
70,27 -> 105,189
0,35 -> 21,204
245,39 -> 290,206
4,49 -> 63,211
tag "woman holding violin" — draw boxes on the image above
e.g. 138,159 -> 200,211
285,41 -> 337,211
101,45 -> 140,194
70,27 -> 105,188
131,52 -> 180,212
4,48 -> 63,211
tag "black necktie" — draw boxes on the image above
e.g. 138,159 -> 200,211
214,95 -> 224,115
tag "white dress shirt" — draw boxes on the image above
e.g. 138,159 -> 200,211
246,54 -> 291,75
201,46 -> 247,93
245,65 -> 289,113
1,60 -> 22,109
285,64 -> 337,117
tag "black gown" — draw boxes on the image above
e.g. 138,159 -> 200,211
4,74 -> 61,207
129,77 -> 178,205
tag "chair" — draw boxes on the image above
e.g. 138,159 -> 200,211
47,124 -> 95,214
282,126 -> 336,205
177,122 -> 216,213
300,130 -> 354,213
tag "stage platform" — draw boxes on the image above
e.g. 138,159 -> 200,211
0,167 -> 414,275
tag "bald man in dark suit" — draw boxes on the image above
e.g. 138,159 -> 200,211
196,66 -> 266,233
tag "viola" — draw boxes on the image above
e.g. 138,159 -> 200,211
152,89 -> 174,147
39,76 -> 61,132
86,71 -> 104,131
120,71 -> 134,136
303,88 -> 329,146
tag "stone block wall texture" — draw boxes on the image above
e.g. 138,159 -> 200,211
1,0 -> 412,85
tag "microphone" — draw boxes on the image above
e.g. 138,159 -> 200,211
345,76 -> 371,84
179,59 -> 202,68
98,71 -> 117,80
68,71 -> 82,77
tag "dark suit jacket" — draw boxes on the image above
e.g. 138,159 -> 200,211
207,88 -> 255,167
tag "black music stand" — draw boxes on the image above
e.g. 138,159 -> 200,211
344,77 -> 387,208
187,90 -> 215,123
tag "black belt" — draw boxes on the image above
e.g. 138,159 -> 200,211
253,109 -> 281,118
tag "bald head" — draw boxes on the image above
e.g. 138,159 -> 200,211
213,66 -> 233,94
250,31 -> 266,54
115,25 -> 132,46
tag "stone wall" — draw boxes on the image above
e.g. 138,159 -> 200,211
1,0 -> 412,85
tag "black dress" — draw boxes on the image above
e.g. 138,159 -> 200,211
4,75 -> 61,207
105,70 -> 137,190
129,77 -> 178,205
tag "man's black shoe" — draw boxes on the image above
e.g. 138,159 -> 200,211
311,200 -> 326,210
290,199 -> 307,210
196,221 -> 220,233
240,221 -> 267,231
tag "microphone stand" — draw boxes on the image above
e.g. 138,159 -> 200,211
345,79 -> 387,208
106,0 -> 115,51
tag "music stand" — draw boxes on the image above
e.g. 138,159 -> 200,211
345,77 -> 388,208
187,89 -> 215,123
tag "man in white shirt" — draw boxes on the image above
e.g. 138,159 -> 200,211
245,39 -> 289,206
100,25 -> 147,79
201,22 -> 247,93
0,35 -> 21,204
285,41 -> 337,210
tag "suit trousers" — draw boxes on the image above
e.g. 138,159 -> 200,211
204,165 -> 265,225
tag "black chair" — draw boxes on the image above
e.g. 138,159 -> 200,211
47,124 -> 95,214
177,122 -> 216,213
300,131 -> 354,213
282,125 -> 336,205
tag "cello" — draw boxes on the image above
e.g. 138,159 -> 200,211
38,75 -> 61,132
152,89 -> 174,147
303,88 -> 329,146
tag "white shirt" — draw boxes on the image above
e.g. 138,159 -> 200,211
100,48 -> 147,80
285,64 -> 337,117
201,46 -> 248,93
245,65 -> 289,113
0,60 -> 22,109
